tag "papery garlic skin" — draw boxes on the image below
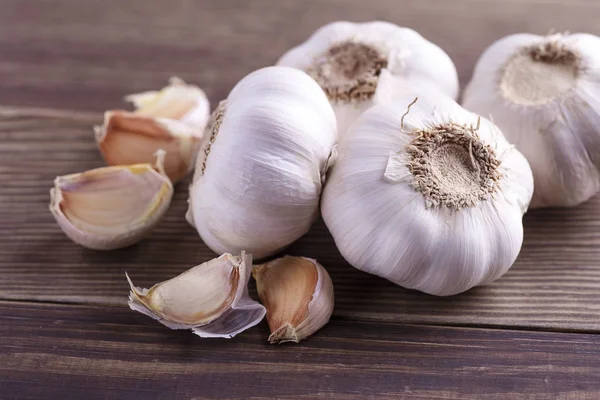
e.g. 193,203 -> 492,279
463,33 -> 600,207
96,77 -> 209,183
49,151 -> 173,250
253,256 -> 334,344
187,66 -> 337,259
127,251 -> 266,338
321,95 -> 533,296
277,21 -> 458,136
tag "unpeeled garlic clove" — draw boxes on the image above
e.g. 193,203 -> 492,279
252,256 -> 334,344
127,251 -> 266,338
49,150 -> 173,250
95,77 -> 210,183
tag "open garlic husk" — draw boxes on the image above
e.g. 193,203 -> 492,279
277,21 -> 459,136
127,251 -> 266,338
253,256 -> 334,344
321,95 -> 534,296
187,66 -> 337,259
49,150 -> 173,250
463,33 -> 600,208
95,77 -> 210,183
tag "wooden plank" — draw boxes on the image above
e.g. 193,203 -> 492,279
1,109 -> 600,331
0,0 -> 599,111
1,301 -> 599,399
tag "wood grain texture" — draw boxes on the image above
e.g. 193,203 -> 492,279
1,108 -> 600,331
1,301 -> 600,400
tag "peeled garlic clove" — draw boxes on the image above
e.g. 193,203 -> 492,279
463,33 -> 600,208
277,21 -> 458,136
252,256 -> 334,344
187,66 -> 337,259
95,77 -> 209,183
49,151 -> 173,250
321,95 -> 534,296
127,251 -> 266,338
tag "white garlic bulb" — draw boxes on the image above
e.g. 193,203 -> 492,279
127,251 -> 266,338
463,33 -> 600,207
187,66 -> 337,259
321,95 -> 533,296
277,21 -> 458,136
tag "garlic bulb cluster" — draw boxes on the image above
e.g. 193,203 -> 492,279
187,66 -> 337,259
95,77 -> 209,183
127,251 -> 266,338
277,21 -> 458,136
463,33 -> 600,207
50,151 -> 173,250
253,256 -> 334,344
322,95 -> 533,296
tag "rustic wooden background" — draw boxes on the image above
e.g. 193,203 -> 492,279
1,0 -> 600,398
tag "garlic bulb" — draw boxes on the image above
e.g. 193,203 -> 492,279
187,66 -> 337,259
252,256 -> 334,344
127,251 -> 266,338
95,77 -> 209,183
321,95 -> 533,296
463,33 -> 600,207
277,21 -> 458,136
50,150 -> 173,250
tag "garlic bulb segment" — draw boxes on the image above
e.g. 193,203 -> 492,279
253,256 -> 334,344
95,77 -> 209,183
277,21 -> 459,136
321,95 -> 533,296
463,33 -> 600,207
49,151 -> 173,250
127,251 -> 266,338
187,66 -> 337,259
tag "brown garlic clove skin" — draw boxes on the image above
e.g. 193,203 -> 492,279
253,256 -> 334,344
95,77 -> 209,183
127,251 -> 266,339
49,150 -> 173,250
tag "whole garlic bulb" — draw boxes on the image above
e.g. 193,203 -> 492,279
321,95 -> 533,296
187,66 -> 337,259
277,21 -> 458,136
463,33 -> 600,207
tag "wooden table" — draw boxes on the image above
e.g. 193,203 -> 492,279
2,0 -> 600,398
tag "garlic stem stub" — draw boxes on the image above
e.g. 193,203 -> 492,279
187,66 -> 337,259
49,150 -> 173,250
321,95 -> 533,296
95,77 -> 210,183
253,256 -> 334,344
277,21 -> 459,136
463,33 -> 600,207
127,251 -> 266,338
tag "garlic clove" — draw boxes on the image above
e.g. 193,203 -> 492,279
127,251 -> 266,338
95,77 -> 209,183
49,150 -> 173,250
252,256 -> 334,344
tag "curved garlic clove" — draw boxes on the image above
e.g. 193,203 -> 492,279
463,33 -> 600,208
127,251 -> 266,338
95,77 -> 210,183
252,256 -> 334,344
277,21 -> 458,137
49,151 -> 173,250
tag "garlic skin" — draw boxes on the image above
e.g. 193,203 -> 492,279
321,95 -> 533,296
187,66 -> 337,259
49,151 -> 173,250
252,256 -> 334,344
95,77 -> 209,183
277,21 -> 459,136
127,251 -> 266,338
463,33 -> 600,208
